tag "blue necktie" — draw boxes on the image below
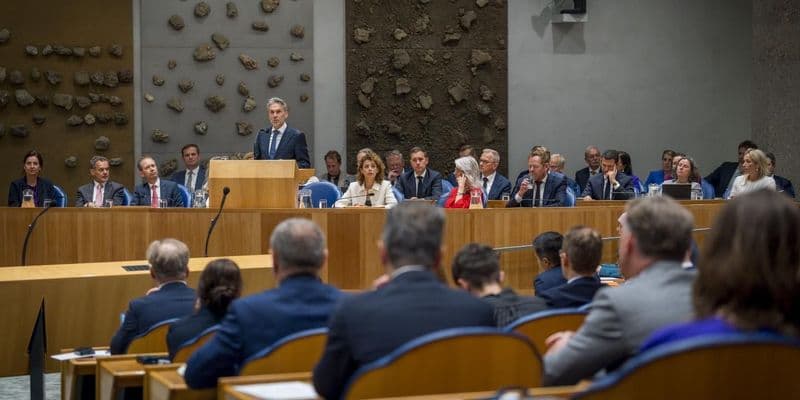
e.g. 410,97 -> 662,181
268,130 -> 279,159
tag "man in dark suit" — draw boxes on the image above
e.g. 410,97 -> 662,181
185,219 -> 342,389
537,226 -> 602,308
581,150 -> 635,200
394,147 -> 443,200
170,144 -> 206,194
549,153 -> 581,197
479,148 -> 512,200
75,156 -> 127,207
109,239 -> 196,354
312,204 -> 495,399
253,97 -> 311,168
574,146 -> 602,193
705,140 -> 757,198
532,231 -> 567,294
132,156 -> 185,207
507,151 -> 567,207
384,149 -> 412,186
765,151 -> 795,199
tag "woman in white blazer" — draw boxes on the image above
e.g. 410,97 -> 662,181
335,150 -> 397,208
729,149 -> 776,198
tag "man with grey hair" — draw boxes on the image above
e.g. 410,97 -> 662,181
549,153 -> 581,197
575,145 -> 602,193
110,239 -> 196,354
185,218 -> 342,389
385,149 -> 411,186
542,196 -> 696,385
75,156 -> 127,207
479,148 -> 512,200
313,203 -> 495,399
253,97 -> 311,168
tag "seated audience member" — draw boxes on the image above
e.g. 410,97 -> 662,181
394,147 -> 443,200
313,204 -> 494,399
641,190 -> 800,351
549,153 -> 580,197
662,156 -> 703,199
508,150 -> 567,207
581,150 -> 635,201
384,149 -> 411,186
451,243 -> 542,326
575,145 -> 602,194
765,152 -> 795,198
644,149 -> 677,188
446,145 -> 476,186
110,239 -> 196,354
705,140 -> 757,199
616,151 -> 644,193
132,156 -> 185,207
75,156 -> 127,207
536,226 -> 603,309
728,149 -> 776,198
166,258 -> 242,360
185,219 -> 343,388
543,196 -> 696,385
317,150 -> 355,193
355,147 -> 373,166
515,145 -> 550,183
479,148 -> 512,200
444,156 -> 484,208
8,150 -> 58,207
336,150 -> 397,208
170,144 -> 206,194
532,232 -> 567,294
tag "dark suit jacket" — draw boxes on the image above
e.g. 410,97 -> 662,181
534,266 -> 567,295
7,177 -> 57,207
132,179 -> 185,207
166,307 -> 221,360
483,288 -> 547,327
170,167 -> 207,192
185,274 -> 343,389
394,168 -> 443,200
110,282 -> 196,354
704,161 -> 738,200
75,180 -> 127,207
774,175 -> 795,198
538,276 -> 602,308
253,126 -> 311,168
581,172 -> 635,200
485,173 -> 512,200
507,172 -> 567,207
312,270 -> 495,400
575,167 -> 599,195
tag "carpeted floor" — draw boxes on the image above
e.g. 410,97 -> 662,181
0,373 -> 60,400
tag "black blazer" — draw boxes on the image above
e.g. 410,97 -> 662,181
704,161 -> 738,199
534,266 -> 567,295
507,172 -> 567,207
538,276 -> 602,308
575,167 -> 593,194
253,126 -> 311,168
581,172 -> 635,200
8,177 -> 57,207
132,179 -> 185,207
485,173 -> 512,200
394,168 -> 443,200
166,307 -> 220,360
75,181 -> 127,207
774,175 -> 795,199
312,270 -> 495,400
171,167 -> 207,192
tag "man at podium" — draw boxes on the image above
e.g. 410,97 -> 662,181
253,97 -> 311,168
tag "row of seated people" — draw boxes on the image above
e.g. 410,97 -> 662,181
106,192 -> 800,398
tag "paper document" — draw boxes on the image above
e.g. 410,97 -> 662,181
50,349 -> 110,361
233,381 -> 318,400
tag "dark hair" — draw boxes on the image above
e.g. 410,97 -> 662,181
181,144 -> 200,155
738,140 -> 757,150
533,231 -> 563,266
662,149 -> 676,159
458,144 -> 475,156
451,243 -> 500,289
765,152 -> 776,166
623,196 -> 693,261
23,150 -> 44,169
409,146 -> 428,158
602,149 -> 619,161
89,156 -> 109,169
198,258 -> 243,317
357,150 -> 386,185
562,226 -> 602,275
617,151 -> 634,175
694,190 -> 800,335
324,150 -> 342,164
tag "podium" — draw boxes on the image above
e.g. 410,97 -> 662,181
207,160 -> 315,208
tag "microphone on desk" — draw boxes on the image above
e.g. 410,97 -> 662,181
204,187 -> 230,257
21,203 -> 55,266
338,192 -> 375,202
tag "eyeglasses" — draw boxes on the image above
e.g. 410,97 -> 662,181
478,159 -> 496,164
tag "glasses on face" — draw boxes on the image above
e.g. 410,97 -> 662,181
478,159 -> 495,164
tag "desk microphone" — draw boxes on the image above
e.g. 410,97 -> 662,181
338,192 -> 375,203
204,187 -> 230,257
21,203 -> 54,266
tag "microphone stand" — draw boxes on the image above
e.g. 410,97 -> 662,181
204,187 -> 230,257
21,205 -> 54,266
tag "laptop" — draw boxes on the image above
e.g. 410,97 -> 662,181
661,183 -> 692,200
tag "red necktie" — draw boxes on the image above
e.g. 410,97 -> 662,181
151,184 -> 159,207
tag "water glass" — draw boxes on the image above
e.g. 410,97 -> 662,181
469,190 -> 483,209
22,189 -> 34,203
193,190 -> 207,208
297,189 -> 312,208
158,199 -> 169,208
105,199 -> 114,208
318,199 -> 328,209
647,184 -> 661,197
42,199 -> 53,208
501,193 -> 511,202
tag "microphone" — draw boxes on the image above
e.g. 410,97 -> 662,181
204,187 -> 230,257
21,203 -> 55,266
365,190 -> 374,207
338,192 -> 375,202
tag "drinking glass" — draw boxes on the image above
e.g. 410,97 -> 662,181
469,190 -> 483,209
43,199 -> 53,208
158,199 -> 169,208
501,193 -> 511,202
297,189 -> 312,208
22,189 -> 34,203
193,190 -> 207,208
647,184 -> 660,197
318,199 -> 328,208
105,199 -> 114,208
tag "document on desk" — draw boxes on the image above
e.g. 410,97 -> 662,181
50,349 -> 110,361
234,381 -> 318,400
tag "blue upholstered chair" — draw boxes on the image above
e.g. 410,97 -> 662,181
303,181 -> 341,208
392,186 -> 404,202
52,185 -> 67,207
700,178 -> 715,199
565,186 -> 576,206
176,184 -> 192,208
121,188 -> 133,206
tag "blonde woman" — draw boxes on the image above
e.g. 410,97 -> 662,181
335,150 -> 397,208
729,149 -> 775,198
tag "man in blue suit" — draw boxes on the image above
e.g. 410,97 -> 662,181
394,147 -> 443,200
548,153 -> 581,198
170,144 -> 206,193
109,239 -> 196,354
185,218 -> 343,389
479,148 -> 512,200
574,146 -> 602,194
507,151 -> 567,207
536,226 -> 602,308
581,150 -> 635,201
253,97 -> 311,168
133,156 -> 185,207
313,204 -> 495,400
532,231 -> 567,294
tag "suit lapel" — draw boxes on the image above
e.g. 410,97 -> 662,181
274,129 -> 293,158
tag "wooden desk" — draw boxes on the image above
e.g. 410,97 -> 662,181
61,356 -> 98,400
219,372 -> 313,400
146,368 -> 215,400
0,255 -> 273,377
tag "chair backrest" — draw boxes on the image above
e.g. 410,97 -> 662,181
441,179 -> 454,194
565,186 -> 576,207
121,188 -> 133,206
52,185 -> 67,207
574,333 -> 800,400
239,328 -> 328,376
303,181 -> 341,208
700,178 -> 715,199
392,186 -> 404,202
127,318 -> 180,354
343,327 -> 542,400
504,309 -> 588,356
172,325 -> 219,363
176,184 -> 192,208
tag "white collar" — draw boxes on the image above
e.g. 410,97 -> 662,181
271,123 -> 287,134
